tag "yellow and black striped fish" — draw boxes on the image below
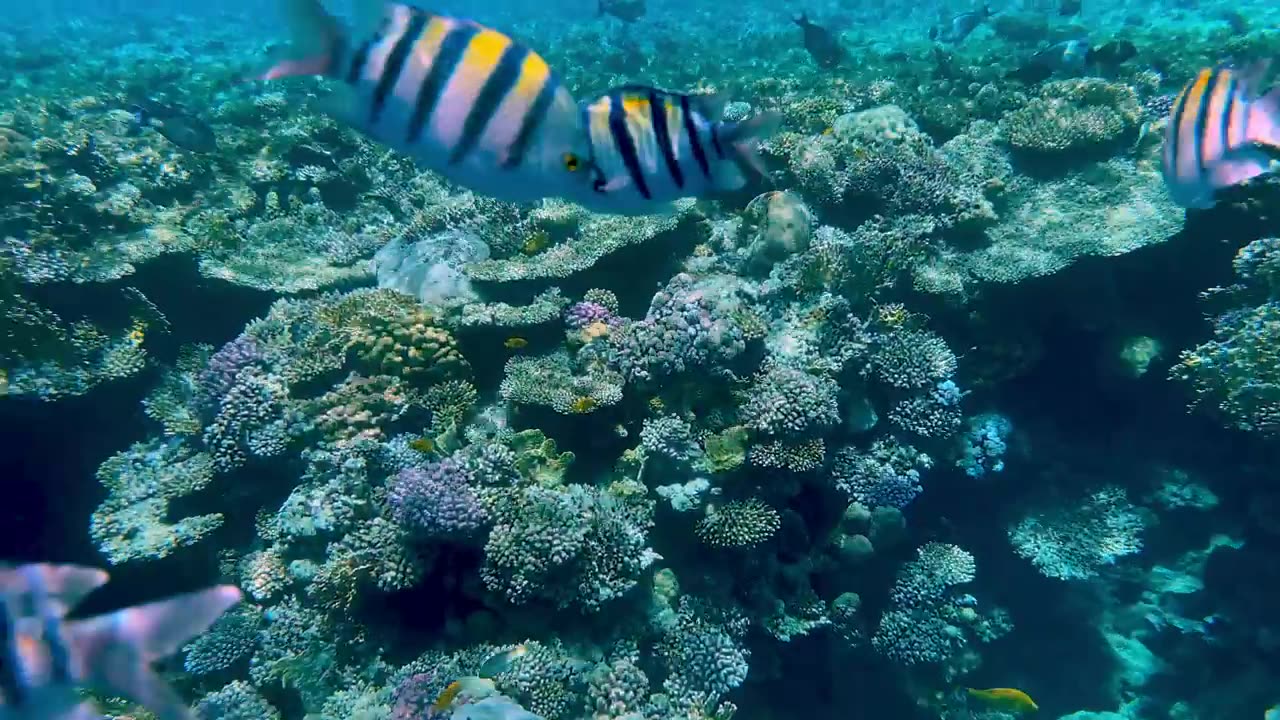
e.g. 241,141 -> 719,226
574,85 -> 781,214
258,0 -> 596,205
1162,62 -> 1280,209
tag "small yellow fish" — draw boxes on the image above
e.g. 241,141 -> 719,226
966,688 -> 1038,714
477,644 -> 528,678
569,396 -> 598,413
431,677 -> 497,714
822,126 -> 834,135
504,337 -> 529,350
408,437 -> 435,454
522,231 -> 550,255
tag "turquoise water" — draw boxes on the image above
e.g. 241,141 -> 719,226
1,1 -> 1279,719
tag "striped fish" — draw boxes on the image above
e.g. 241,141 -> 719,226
257,1 -> 596,205
574,85 -> 781,214
0,563 -> 241,720
1162,62 -> 1280,209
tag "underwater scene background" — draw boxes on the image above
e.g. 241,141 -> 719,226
2,0 -> 1280,718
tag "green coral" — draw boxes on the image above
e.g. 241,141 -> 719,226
347,306 -> 471,385
700,426 -> 749,473
505,429 -> 576,487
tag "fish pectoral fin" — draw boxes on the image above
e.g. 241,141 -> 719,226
69,585 -> 241,664
67,586 -> 240,720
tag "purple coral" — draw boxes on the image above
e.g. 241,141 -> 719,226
565,301 -> 618,331
199,334 -> 263,412
391,672 -> 448,720
388,458 -> 488,540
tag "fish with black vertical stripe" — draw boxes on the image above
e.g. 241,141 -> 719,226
574,85 -> 781,214
255,0 -> 596,204
1162,61 -> 1280,208
0,563 -> 241,720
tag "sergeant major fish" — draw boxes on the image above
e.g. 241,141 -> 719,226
573,85 -> 781,214
1162,61 -> 1280,208
0,563 -> 241,720
256,0 -> 597,205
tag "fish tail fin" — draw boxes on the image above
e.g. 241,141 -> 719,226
1247,86 -> 1280,148
721,110 -> 782,182
255,0 -> 348,81
794,12 -> 808,27
67,585 -> 241,720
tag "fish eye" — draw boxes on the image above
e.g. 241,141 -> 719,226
563,153 -> 580,172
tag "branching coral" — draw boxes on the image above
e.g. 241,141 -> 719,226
830,438 -> 932,510
1009,486 -> 1146,580
388,458 -> 489,541
90,437 -> 221,564
695,499 -> 782,548
499,349 -> 624,415
608,273 -> 752,383
482,484 -> 655,612
740,365 -> 839,437
347,306 -> 471,386
868,327 -> 958,389
999,79 -> 1143,157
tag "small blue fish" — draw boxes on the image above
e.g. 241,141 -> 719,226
573,85 -> 780,214
0,563 -> 241,720
257,0 -> 597,205
1162,62 -> 1280,208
